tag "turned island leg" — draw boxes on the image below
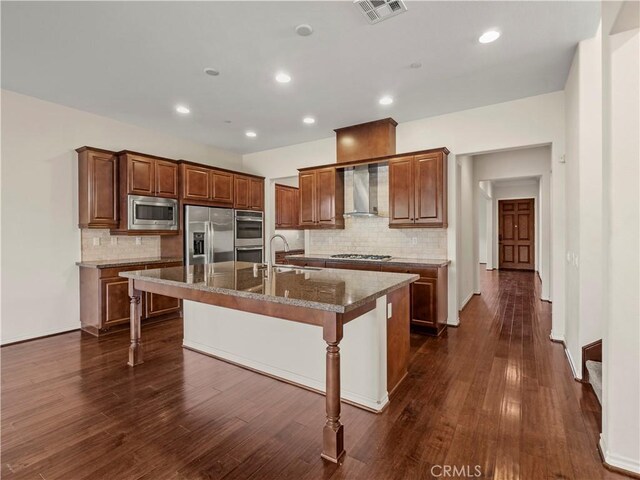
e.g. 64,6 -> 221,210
127,280 -> 143,366
321,317 -> 345,463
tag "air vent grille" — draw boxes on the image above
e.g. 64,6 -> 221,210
354,0 -> 407,24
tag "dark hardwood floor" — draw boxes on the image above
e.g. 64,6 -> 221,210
1,270 -> 624,479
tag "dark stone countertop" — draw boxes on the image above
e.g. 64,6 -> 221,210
285,254 -> 450,268
76,257 -> 183,269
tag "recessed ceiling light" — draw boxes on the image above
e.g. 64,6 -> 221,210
245,131 -> 257,138
204,67 -> 220,76
379,96 -> 393,106
275,72 -> 291,83
479,30 -> 500,44
410,62 -> 422,69
303,117 -> 316,125
295,24 -> 313,36
175,105 -> 190,114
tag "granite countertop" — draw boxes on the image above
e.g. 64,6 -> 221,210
76,257 -> 183,269
120,261 -> 418,314
284,254 -> 450,268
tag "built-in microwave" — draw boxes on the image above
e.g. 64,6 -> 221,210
128,195 -> 179,231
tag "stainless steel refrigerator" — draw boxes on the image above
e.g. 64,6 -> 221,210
184,206 -> 234,267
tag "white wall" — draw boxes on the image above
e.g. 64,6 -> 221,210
472,146 -> 552,299
457,155 -> 475,308
243,92 -> 566,330
0,90 -> 243,344
478,195 -> 487,264
600,2 -> 640,472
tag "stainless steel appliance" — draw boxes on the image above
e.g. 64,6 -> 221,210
234,210 -> 264,246
185,205 -> 234,267
234,210 -> 263,263
128,195 -> 179,231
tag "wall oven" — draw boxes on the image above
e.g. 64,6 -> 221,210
234,210 -> 264,246
128,195 -> 179,231
234,245 -> 264,263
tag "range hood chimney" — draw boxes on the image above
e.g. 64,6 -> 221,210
344,164 -> 379,217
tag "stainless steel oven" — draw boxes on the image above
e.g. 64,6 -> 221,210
234,210 -> 263,247
128,195 -> 179,231
235,245 -> 264,263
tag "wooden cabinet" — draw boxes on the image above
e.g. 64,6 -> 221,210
79,261 -> 182,336
325,261 -> 381,272
388,149 -> 448,228
297,167 -> 344,229
287,259 -> 327,268
210,170 -> 234,204
120,152 -> 178,199
182,164 -> 211,201
77,147 -> 119,228
234,174 -> 264,211
275,249 -> 304,265
275,184 -> 300,229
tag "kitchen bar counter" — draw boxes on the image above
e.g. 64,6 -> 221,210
120,261 -> 417,463
285,253 -> 450,268
76,257 -> 183,269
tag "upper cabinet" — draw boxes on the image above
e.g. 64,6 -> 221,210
234,174 -> 264,211
120,152 -> 178,199
77,147 -> 119,228
181,163 -> 211,201
298,167 -> 344,229
275,184 -> 300,229
389,148 -> 448,228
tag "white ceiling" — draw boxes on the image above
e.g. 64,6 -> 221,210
1,1 -> 599,154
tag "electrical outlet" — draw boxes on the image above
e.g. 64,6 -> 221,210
412,237 -> 417,245
387,303 -> 393,319
110,237 -> 118,246
92,237 -> 100,246
135,237 -> 142,246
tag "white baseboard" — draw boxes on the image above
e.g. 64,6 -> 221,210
183,340 -> 389,412
459,291 -> 474,311
447,316 -> 460,327
564,345 -> 580,380
1,323 -> 80,346
600,435 -> 640,475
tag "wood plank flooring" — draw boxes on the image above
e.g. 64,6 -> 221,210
1,270 -> 625,479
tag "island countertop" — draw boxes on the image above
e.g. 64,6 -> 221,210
120,261 -> 418,314
285,253 -> 451,268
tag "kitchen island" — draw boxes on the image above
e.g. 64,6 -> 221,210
120,261 -> 417,463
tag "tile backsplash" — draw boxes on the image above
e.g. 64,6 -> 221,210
308,166 -> 448,259
81,229 -> 160,261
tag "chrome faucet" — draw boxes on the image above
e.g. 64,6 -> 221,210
266,234 -> 290,278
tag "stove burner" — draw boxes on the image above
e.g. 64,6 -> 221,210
330,254 -> 392,261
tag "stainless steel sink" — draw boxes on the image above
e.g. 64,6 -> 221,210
273,265 -> 321,273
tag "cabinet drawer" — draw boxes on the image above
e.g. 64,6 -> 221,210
380,265 -> 437,278
325,261 -> 380,272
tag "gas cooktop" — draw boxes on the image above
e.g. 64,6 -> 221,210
330,254 -> 392,261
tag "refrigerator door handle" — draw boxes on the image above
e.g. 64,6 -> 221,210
208,221 -> 215,264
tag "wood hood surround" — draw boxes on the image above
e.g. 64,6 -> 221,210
334,118 -> 397,163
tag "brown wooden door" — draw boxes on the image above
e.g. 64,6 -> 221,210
316,168 -> 336,225
210,170 -> 234,204
499,198 -> 535,270
299,171 -> 317,226
182,165 -> 210,201
234,175 -> 250,209
249,178 -> 264,211
88,151 -> 118,227
128,155 -> 155,195
389,156 -> 414,225
101,277 -> 131,326
155,160 -> 178,198
414,153 -> 446,226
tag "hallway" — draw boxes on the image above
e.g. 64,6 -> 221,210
1,270 -> 624,479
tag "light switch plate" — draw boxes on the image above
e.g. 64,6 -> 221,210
92,237 -> 100,246
135,237 -> 142,245
412,237 -> 417,245
110,237 -> 118,246
387,303 -> 392,319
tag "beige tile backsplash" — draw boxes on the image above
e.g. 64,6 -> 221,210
81,229 -> 161,261
308,166 -> 448,259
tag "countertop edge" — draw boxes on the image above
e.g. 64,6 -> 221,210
285,254 -> 451,268
76,257 -> 183,269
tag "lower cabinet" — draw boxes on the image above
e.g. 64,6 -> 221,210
80,261 -> 182,336
288,258 -> 448,336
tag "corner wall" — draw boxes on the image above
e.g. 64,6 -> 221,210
0,90 -> 243,344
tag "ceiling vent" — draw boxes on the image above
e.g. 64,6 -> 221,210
354,0 -> 407,24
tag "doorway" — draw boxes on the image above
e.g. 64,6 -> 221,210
498,198 -> 535,270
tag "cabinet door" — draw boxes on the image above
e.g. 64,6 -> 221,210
414,153 -> 445,226
210,170 -> 234,204
128,155 -> 155,195
155,160 -> 178,198
316,168 -> 336,225
101,277 -> 131,326
249,178 -> 264,211
411,277 -> 437,328
88,151 -> 118,227
389,156 -> 415,225
145,292 -> 181,318
183,165 -> 210,201
299,171 -> 317,226
325,262 -> 381,271
234,175 -> 250,209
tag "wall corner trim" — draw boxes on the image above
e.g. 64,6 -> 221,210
599,436 -> 640,477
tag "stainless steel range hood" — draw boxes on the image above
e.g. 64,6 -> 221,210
344,164 -> 379,217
